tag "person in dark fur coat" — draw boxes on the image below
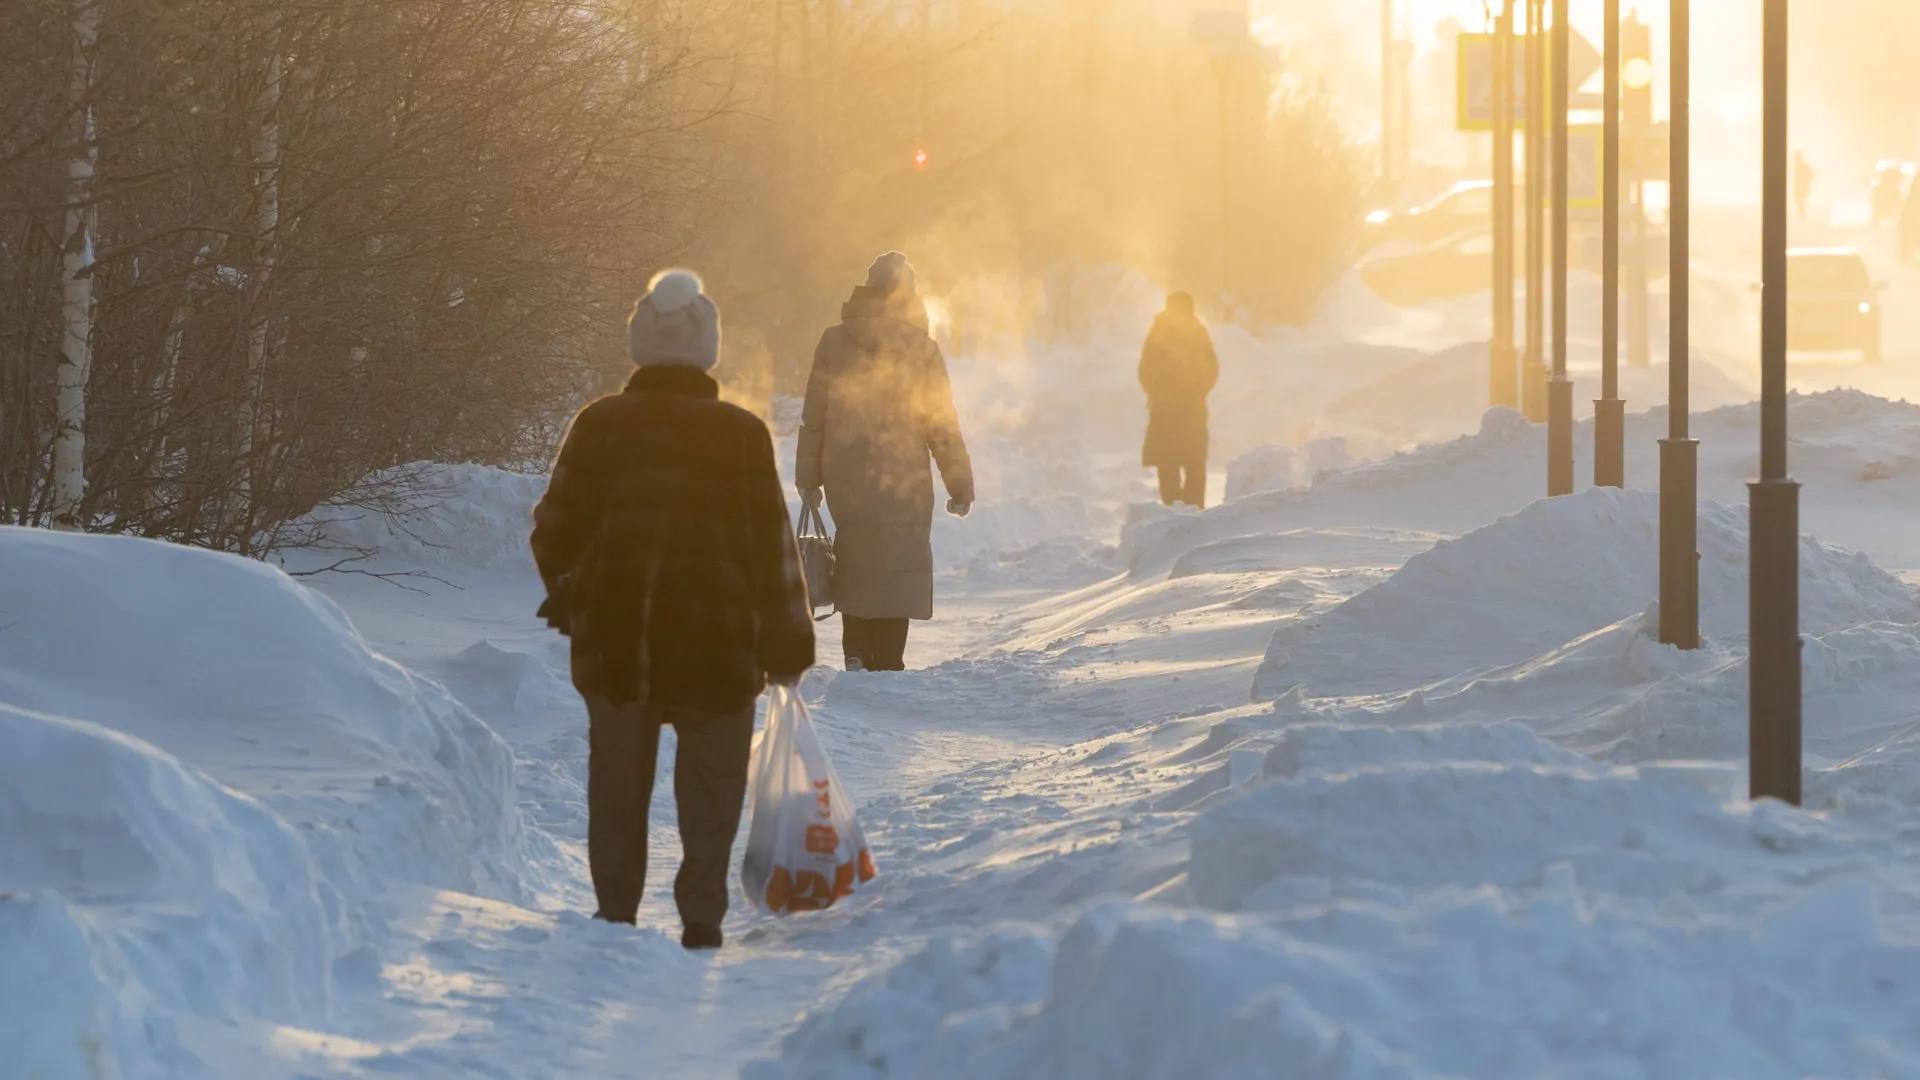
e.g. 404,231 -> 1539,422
531,269 -> 814,950
1138,291 -> 1219,509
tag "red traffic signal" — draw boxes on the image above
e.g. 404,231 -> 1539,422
912,147 -> 930,171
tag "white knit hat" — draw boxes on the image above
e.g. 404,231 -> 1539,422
628,269 -> 721,371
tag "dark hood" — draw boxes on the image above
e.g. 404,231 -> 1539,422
1150,308 -> 1205,335
841,284 -> 931,334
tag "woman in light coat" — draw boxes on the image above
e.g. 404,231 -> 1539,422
796,252 -> 974,671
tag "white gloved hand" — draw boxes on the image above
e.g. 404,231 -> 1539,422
946,498 -> 972,518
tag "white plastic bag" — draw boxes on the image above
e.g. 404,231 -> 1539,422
741,684 -> 877,914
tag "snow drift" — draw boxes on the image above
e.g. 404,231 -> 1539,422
1130,390 -> 1920,582
0,527 -> 544,909
758,714 -> 1920,1080
0,705 -> 335,1079
0,526 -> 554,1076
1252,486 -> 1919,701
763,871 -> 1920,1080
286,461 -> 548,572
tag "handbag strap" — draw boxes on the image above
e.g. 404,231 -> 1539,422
796,502 -> 830,540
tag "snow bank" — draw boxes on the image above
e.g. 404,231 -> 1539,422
1223,438 -> 1356,502
0,527 -> 547,912
762,709 -> 1920,1080
767,871 -> 1920,1080
0,705 -> 335,1078
1253,486 -> 1919,701
288,461 -> 547,572
1128,390 -> 1920,583
1324,344 -> 1749,451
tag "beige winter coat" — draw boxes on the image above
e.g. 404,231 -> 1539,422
795,287 -> 974,620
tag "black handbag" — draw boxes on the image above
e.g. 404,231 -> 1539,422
796,503 -> 836,621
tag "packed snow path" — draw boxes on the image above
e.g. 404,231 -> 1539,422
305,571 -> 1168,1078
287,460 -> 1353,1076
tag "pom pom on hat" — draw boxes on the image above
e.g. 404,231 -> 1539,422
646,269 -> 703,314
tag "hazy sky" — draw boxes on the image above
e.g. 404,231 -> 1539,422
1244,0 -> 1911,206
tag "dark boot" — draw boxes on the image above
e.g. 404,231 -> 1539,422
681,923 -> 724,950
1157,465 -> 1182,506
842,613 -> 868,671
865,618 -> 909,671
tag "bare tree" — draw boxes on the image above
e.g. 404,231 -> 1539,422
2,0 -> 731,552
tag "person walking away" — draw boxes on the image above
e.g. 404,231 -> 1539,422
796,252 -> 974,673
531,269 -> 814,949
1139,291 -> 1219,509
1792,151 -> 1814,222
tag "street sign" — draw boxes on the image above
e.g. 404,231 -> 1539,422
1623,122 -> 1671,177
1456,33 -> 1518,131
1457,28 -> 1602,132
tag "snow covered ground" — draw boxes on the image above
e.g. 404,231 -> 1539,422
11,275 -> 1920,1077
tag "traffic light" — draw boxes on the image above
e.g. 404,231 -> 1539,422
1622,14 -> 1653,128
912,146 -> 930,171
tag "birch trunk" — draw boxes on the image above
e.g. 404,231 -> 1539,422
51,0 -> 100,529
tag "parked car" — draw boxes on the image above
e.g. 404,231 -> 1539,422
1785,248 -> 1883,364
1362,181 -> 1519,254
1360,227 -> 1502,306
1360,225 -> 1669,308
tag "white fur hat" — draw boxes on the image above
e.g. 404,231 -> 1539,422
629,269 -> 721,371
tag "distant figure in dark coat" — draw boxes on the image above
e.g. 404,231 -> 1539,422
796,252 -> 974,673
1138,291 -> 1219,509
531,269 -> 814,950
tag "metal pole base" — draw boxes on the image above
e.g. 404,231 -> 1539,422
1658,438 -> 1700,650
1547,378 -> 1575,495
1489,342 -> 1519,410
1593,397 -> 1626,488
1521,361 -> 1549,423
1749,477 -> 1802,805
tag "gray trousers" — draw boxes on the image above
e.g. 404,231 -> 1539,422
585,698 -> 754,928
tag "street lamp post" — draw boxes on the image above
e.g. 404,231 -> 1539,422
1491,1 -> 1518,410
1658,0 -> 1700,650
1382,0 -> 1395,184
1524,0 -> 1547,423
1751,0 -> 1801,804
1547,0 -> 1573,496
1594,0 -> 1626,488
1623,17 -> 1653,371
